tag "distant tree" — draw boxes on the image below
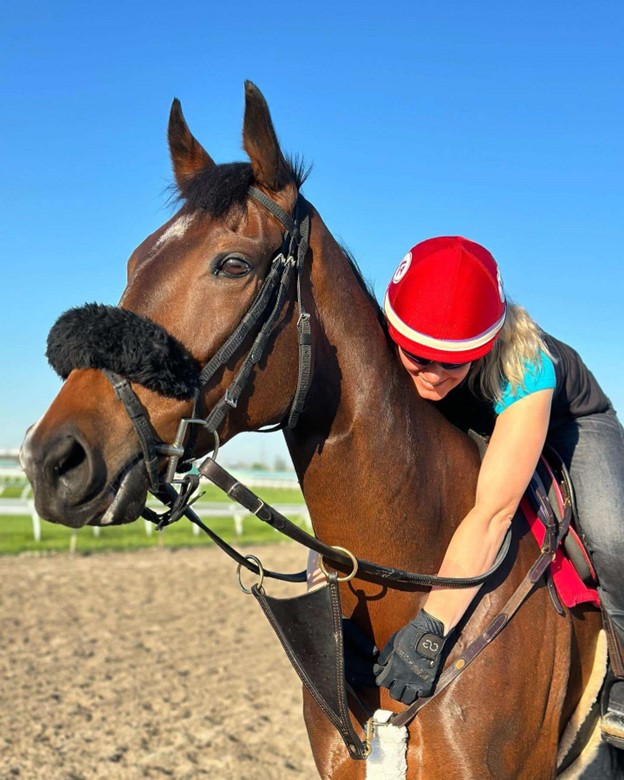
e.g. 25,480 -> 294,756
273,456 -> 288,472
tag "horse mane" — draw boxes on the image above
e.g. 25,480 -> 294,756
173,157 -> 310,217
340,244 -> 390,335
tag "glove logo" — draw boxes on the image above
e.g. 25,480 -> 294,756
416,633 -> 443,660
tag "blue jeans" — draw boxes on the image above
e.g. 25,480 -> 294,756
548,408 -> 624,639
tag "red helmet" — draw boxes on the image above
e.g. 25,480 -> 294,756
384,236 -> 507,363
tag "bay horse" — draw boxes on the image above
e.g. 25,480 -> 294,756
21,82 -> 613,778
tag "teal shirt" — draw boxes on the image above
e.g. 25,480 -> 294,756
494,351 -> 556,415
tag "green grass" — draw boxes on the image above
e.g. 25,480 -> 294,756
0,485 -> 30,499
0,510 -> 309,555
0,478 -> 307,555
0,481 -> 303,505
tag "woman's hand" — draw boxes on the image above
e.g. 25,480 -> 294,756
374,610 -> 449,704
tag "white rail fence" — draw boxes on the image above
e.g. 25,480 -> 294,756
0,498 -> 311,543
1,464 -> 308,546
0,466 -> 300,488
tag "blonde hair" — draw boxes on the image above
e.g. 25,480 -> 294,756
468,303 -> 550,404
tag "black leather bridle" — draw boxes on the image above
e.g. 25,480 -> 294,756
48,185 -> 512,587
99,187 -> 312,516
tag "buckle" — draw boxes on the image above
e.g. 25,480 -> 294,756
157,419 -> 219,484
225,389 -> 238,409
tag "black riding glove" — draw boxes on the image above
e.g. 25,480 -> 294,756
373,610 -> 448,705
342,617 -> 379,688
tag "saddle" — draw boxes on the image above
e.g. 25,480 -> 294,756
466,431 -> 599,609
525,447 -> 599,610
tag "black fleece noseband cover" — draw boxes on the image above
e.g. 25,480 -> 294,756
46,303 -> 201,400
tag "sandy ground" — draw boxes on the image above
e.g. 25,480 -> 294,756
0,544 -> 319,779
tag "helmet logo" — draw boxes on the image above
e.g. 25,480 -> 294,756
497,268 -> 505,303
393,251 -> 412,284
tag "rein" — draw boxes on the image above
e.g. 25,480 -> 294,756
50,185 -> 512,590
138,187 -> 511,590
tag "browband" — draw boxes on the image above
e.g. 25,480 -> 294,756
46,303 -> 201,400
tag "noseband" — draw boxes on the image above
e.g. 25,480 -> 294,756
47,187 -> 312,505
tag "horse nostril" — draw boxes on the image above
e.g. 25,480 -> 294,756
56,440 -> 86,478
44,434 -> 104,506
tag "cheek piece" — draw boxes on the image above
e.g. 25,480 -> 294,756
46,303 -> 201,400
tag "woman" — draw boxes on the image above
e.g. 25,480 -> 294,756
373,236 -> 624,747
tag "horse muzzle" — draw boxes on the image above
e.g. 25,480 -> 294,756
21,421 -> 149,528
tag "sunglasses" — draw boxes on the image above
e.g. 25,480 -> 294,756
401,348 -> 470,371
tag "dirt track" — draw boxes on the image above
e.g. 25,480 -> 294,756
0,545 -> 319,779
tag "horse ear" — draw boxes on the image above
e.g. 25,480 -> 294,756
168,99 -> 215,190
242,81 -> 292,192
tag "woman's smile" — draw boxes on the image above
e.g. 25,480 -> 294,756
398,348 -> 472,400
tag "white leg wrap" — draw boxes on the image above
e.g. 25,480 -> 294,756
365,709 -> 408,780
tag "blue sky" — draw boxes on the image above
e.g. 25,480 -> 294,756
2,1 -> 622,465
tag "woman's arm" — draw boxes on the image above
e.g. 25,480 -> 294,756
423,387 -> 554,634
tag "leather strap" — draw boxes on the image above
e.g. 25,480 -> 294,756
198,457 -> 512,588
603,611 -> 624,679
252,575 -> 369,759
104,369 -> 160,492
203,255 -> 296,433
390,546 -> 555,728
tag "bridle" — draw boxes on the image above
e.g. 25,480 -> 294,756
47,185 -> 512,588
103,186 -> 312,512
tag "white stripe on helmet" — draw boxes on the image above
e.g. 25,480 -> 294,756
384,293 -> 507,352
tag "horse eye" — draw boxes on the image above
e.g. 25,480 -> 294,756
216,256 -> 252,278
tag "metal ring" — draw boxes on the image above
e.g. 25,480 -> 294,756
237,555 -> 265,594
318,545 -> 359,583
210,429 -> 220,462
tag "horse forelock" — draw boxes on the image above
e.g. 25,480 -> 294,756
171,157 -> 310,217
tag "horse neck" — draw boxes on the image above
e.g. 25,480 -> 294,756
284,212 -> 480,570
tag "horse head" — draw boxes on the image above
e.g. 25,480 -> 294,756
21,83 -> 318,528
